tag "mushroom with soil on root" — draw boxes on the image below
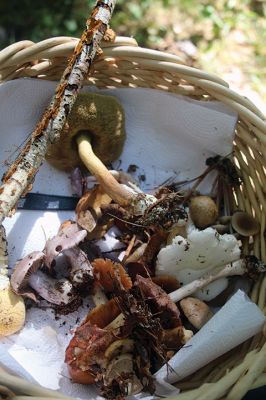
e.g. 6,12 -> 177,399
46,92 -> 156,216
10,221 -> 94,306
0,225 -> 25,336
10,251 -> 77,306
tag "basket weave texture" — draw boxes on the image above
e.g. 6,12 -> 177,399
0,36 -> 265,400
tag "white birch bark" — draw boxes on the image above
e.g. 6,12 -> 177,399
0,0 -> 116,223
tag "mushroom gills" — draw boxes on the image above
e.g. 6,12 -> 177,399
28,271 -> 76,305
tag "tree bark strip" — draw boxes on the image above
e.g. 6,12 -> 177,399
0,0 -> 116,223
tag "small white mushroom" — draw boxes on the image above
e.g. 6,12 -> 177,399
104,353 -> 143,396
180,297 -> 213,329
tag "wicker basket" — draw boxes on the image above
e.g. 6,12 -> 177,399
0,35 -> 265,400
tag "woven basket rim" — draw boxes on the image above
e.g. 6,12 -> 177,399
0,34 -> 265,400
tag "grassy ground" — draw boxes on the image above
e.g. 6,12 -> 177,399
1,0 -> 265,110
111,0 -> 266,110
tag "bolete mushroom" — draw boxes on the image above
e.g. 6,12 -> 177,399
46,93 -> 156,215
0,225 -> 25,336
189,195 -> 218,229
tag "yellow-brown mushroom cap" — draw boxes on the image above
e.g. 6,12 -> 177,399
46,92 -> 126,171
0,284 -> 25,336
231,211 -> 260,237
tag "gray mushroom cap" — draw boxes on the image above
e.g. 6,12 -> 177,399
11,251 -> 45,302
44,221 -> 87,268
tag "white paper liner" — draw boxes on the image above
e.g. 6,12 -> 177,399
155,290 -> 266,384
0,79 -> 240,399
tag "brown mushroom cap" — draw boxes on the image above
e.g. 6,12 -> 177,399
46,92 -> 126,171
231,211 -> 260,237
189,195 -> 218,229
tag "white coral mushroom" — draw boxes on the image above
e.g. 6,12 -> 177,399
156,227 -> 241,301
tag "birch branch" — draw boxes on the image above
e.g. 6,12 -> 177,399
0,0 -> 116,223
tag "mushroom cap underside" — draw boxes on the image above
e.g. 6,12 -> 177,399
46,92 -> 126,171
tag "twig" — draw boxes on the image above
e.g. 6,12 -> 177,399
0,0 -> 116,223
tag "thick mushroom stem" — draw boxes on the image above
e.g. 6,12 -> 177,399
169,259 -> 256,303
77,134 -> 156,215
77,134 -> 133,207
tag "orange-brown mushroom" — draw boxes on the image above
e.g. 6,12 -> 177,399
92,258 -> 132,292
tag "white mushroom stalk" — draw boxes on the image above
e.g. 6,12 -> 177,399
0,0 -> 116,223
169,258 -> 265,303
77,134 -> 156,215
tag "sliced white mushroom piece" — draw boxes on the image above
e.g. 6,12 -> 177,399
104,353 -> 143,396
104,339 -> 135,362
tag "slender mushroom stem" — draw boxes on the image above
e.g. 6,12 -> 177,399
0,1 -> 116,223
77,135 -> 133,206
169,258 -> 264,303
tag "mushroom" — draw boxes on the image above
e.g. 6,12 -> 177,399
169,256 -> 266,303
11,251 -> 77,305
156,227 -> 241,301
218,211 -> 260,237
231,211 -> 260,237
0,225 -> 25,336
28,271 -> 77,305
103,353 -> 143,396
180,297 -> 213,329
189,195 -> 218,229
46,93 -> 156,215
11,251 -> 45,302
63,247 -> 94,289
104,339 -> 134,362
44,221 -> 87,269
